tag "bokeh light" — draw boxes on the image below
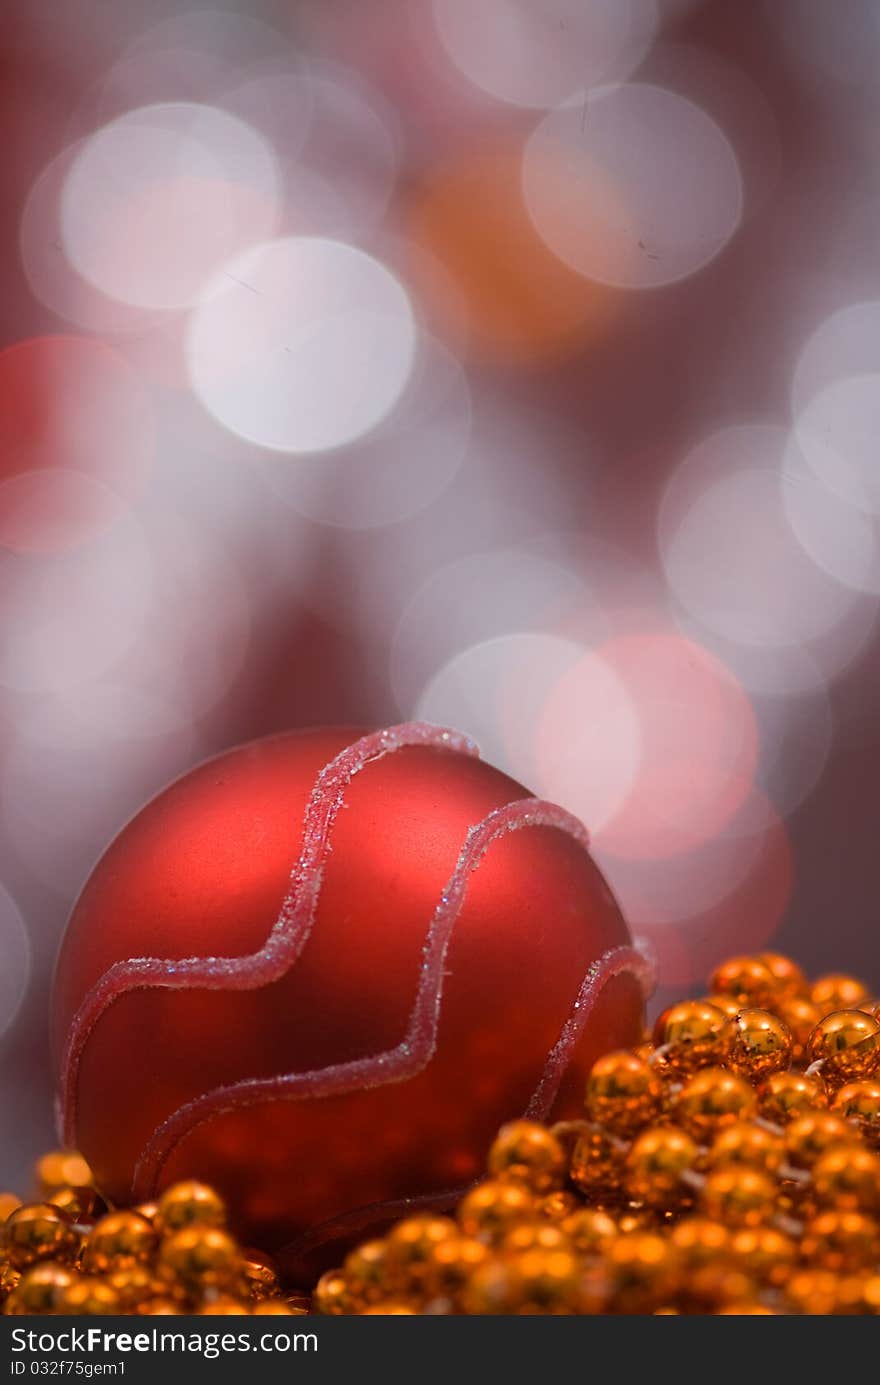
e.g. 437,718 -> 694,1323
258,335 -> 470,529
792,300 -> 880,416
431,0 -> 658,110
609,786 -> 793,985
392,545 -> 602,715
406,143 -> 619,364
20,144 -> 162,336
538,630 -> 758,861
794,374 -> 880,516
523,83 -> 743,290
60,101 -> 280,311
186,236 -> 417,453
1,692 -> 197,898
0,511 -> 153,694
659,424 -> 866,656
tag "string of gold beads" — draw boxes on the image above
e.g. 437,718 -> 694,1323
313,954 -> 880,1314
3,952 -> 880,1314
0,1175 -> 307,1315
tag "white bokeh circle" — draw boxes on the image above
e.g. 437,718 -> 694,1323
258,335 -> 469,529
414,631 -> 640,835
794,374 -> 880,516
792,300 -> 880,416
60,102 -> 280,311
522,83 -> 743,289
0,511 -> 154,695
432,0 -> 658,110
659,424 -> 861,651
186,236 -> 417,454
391,545 -> 601,715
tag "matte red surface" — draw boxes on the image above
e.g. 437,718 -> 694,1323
52,729 -> 642,1263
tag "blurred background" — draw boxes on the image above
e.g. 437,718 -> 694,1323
2,0 -> 880,1188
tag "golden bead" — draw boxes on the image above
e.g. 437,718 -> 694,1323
685,1264 -> 758,1311
811,974 -> 870,1015
585,1051 -> 663,1135
700,994 -> 742,1020
654,1000 -> 731,1073
360,1303 -> 417,1315
138,1298 -> 183,1316
569,1127 -> 624,1199
537,1190 -> 579,1222
669,1216 -> 731,1270
460,1258 -> 526,1315
758,1070 -> 826,1124
724,1008 -> 793,1082
253,1299 -> 308,1315
463,1248 -> 581,1315
801,1210 -> 879,1271
812,1144 -> 880,1212
806,1010 -> 880,1086
487,1120 -> 566,1193
313,1271 -> 353,1315
773,995 -> 822,1059
714,1302 -> 776,1314
831,1079 -> 880,1146
157,1226 -> 242,1295
843,1275 -> 880,1315
785,1111 -> 856,1168
0,1194 -> 22,1224
707,1121 -> 785,1174
105,1265 -> 166,1311
457,1180 -> 534,1242
511,1248 -> 581,1314
156,1180 -> 227,1234
728,1227 -> 797,1287
710,955 -> 776,1007
675,1067 -> 757,1140
617,1210 -> 657,1233
757,953 -> 808,996
47,1186 -> 106,1224
240,1248 -> 280,1301
58,1277 -> 121,1314
785,1269 -> 842,1315
560,1208 -> 618,1256
84,1210 -> 157,1272
0,1264 -> 20,1300
503,1221 -> 570,1255
605,1232 -> 682,1314
34,1152 -> 92,1197
3,1263 -> 74,1314
135,1202 -> 160,1225
385,1215 -> 458,1289
699,1166 -> 776,1227
2,1203 -> 78,1268
424,1234 -> 488,1299
633,1041 -> 659,1063
624,1125 -> 698,1207
198,1296 -> 250,1315
342,1239 -> 391,1306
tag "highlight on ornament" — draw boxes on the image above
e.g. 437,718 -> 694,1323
3,949 -> 880,1314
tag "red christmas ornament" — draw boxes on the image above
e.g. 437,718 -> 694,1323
52,724 -> 650,1273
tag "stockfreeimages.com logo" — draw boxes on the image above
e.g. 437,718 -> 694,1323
11,1326 -> 318,1362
